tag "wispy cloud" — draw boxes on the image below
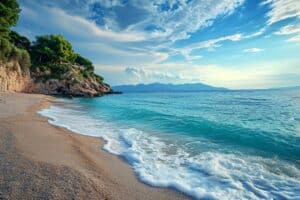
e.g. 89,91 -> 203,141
178,30 -> 266,62
21,5 -> 145,42
175,33 -> 242,61
243,28 -> 266,38
243,48 -> 264,53
125,0 -> 245,42
274,24 -> 300,43
29,0 -> 245,43
188,34 -> 243,50
275,24 -> 300,35
287,35 -> 300,42
125,67 -> 184,82
262,0 -> 300,25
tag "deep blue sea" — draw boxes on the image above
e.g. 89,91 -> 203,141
39,89 -> 300,199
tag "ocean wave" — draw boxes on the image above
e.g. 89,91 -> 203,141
38,105 -> 300,200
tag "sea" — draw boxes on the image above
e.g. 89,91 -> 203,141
39,89 -> 300,200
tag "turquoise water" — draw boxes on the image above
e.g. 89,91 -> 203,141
39,89 -> 300,199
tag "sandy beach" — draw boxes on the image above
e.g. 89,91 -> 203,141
0,93 -> 189,200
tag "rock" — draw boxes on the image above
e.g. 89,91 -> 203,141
0,61 -> 31,93
0,61 -> 115,97
30,78 -> 111,97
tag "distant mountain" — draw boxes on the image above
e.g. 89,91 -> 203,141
113,83 -> 227,92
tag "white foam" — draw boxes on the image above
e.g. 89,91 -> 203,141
38,105 -> 300,200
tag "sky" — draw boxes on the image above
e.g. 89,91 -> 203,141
14,0 -> 300,89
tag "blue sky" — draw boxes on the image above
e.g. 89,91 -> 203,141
15,0 -> 300,89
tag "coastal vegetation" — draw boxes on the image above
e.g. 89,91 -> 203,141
0,0 -> 20,38
0,36 -> 30,69
0,0 -> 109,96
0,0 -> 30,69
29,34 -> 104,83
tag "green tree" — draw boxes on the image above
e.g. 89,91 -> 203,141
75,54 -> 94,71
31,35 -> 76,65
94,74 -> 104,83
9,31 -> 31,50
0,37 -> 12,61
0,37 -> 31,68
0,0 -> 20,37
18,49 -> 31,69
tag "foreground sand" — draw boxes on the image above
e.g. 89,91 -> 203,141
0,93 -> 189,200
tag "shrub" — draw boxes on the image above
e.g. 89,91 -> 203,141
31,35 -> 77,65
0,37 -> 30,69
0,0 -> 20,38
75,54 -> 94,71
19,50 -> 31,69
94,74 -> 104,83
9,45 -> 22,60
0,38 -> 12,62
9,31 -> 31,50
49,64 -> 71,76
82,70 -> 91,78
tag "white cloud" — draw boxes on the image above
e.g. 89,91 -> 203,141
16,3 -> 170,67
75,42 -> 169,66
97,0 -> 124,8
243,48 -> 264,53
275,24 -> 300,35
263,0 -> 300,25
190,34 -> 242,49
287,35 -> 300,42
125,67 -> 183,82
273,24 -> 300,43
69,15 -> 145,42
177,28 -> 269,62
115,0 -> 245,42
177,33 -> 244,62
20,5 -> 145,42
243,28 -> 266,38
16,0 -> 249,66
29,0 -> 245,43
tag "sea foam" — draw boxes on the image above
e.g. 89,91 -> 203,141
39,104 -> 300,200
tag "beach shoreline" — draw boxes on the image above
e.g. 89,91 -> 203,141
0,92 -> 189,200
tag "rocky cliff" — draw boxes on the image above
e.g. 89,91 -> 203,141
0,61 -> 113,97
31,73 -> 112,97
31,79 -> 111,97
0,61 -> 31,92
